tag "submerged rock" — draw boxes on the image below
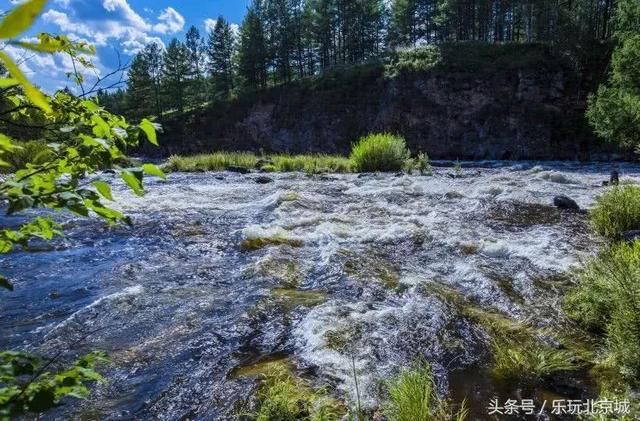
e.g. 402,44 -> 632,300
227,166 -> 251,174
553,195 -> 580,211
254,176 -> 274,184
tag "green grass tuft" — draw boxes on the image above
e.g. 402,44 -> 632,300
591,186 -> 640,239
350,133 -> 410,173
565,242 -> 640,380
490,338 -> 576,383
255,362 -> 344,421
385,359 -> 468,421
166,152 -> 258,172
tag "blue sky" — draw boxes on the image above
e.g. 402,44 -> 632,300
0,0 -> 250,93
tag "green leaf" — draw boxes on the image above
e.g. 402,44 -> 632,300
121,171 -> 144,196
0,78 -> 19,87
92,181 -> 113,201
0,0 -> 47,39
142,163 -> 166,180
0,51 -> 50,113
139,119 -> 158,146
0,275 -> 13,291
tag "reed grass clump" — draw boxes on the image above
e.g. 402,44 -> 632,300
350,133 -> 410,173
271,154 -> 353,173
166,152 -> 258,172
565,242 -> 640,379
591,186 -> 640,239
385,360 -> 468,421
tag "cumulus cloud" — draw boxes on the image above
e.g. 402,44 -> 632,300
153,7 -> 185,34
42,1 -> 184,54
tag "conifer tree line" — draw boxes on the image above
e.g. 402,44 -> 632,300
101,0 -> 620,119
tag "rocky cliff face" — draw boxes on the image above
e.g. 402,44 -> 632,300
156,59 -> 622,160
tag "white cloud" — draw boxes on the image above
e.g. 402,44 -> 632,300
153,7 -> 185,34
43,1 -> 183,55
204,18 -> 217,33
204,19 -> 240,37
102,0 -> 150,31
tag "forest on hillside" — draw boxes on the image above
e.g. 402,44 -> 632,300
98,0 -> 620,122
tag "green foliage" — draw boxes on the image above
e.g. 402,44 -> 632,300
350,133 -> 410,173
0,2 -> 165,418
384,359 -> 467,421
590,186 -> 640,239
254,362 -> 343,421
386,45 -> 441,77
587,0 -> 640,148
416,152 -> 432,175
0,140 -> 53,174
490,338 -> 576,383
0,351 -> 108,419
565,242 -> 640,380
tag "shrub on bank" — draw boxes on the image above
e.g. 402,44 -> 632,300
591,186 -> 640,239
565,242 -> 640,379
350,133 -> 410,173
385,360 -> 468,421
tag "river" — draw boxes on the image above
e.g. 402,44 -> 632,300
1,162 -> 638,420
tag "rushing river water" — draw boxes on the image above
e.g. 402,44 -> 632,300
2,162 -> 639,420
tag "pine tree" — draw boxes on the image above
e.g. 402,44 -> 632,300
126,51 -> 154,120
238,1 -> 268,89
162,39 -> 190,113
207,16 -> 236,99
184,26 -> 205,107
142,42 -> 165,118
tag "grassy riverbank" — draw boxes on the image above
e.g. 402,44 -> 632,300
165,134 -> 432,174
166,152 -> 354,174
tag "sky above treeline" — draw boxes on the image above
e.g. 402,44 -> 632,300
0,0 -> 251,93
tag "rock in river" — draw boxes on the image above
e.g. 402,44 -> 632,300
254,176 -> 274,184
553,195 -> 580,211
227,166 -> 251,174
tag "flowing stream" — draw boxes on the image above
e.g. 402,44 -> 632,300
2,162 -> 639,420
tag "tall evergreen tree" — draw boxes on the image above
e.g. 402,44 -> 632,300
185,26 -> 205,107
238,1 -> 268,89
162,39 -> 190,113
126,52 -> 154,120
142,42 -> 165,119
207,16 -> 237,99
